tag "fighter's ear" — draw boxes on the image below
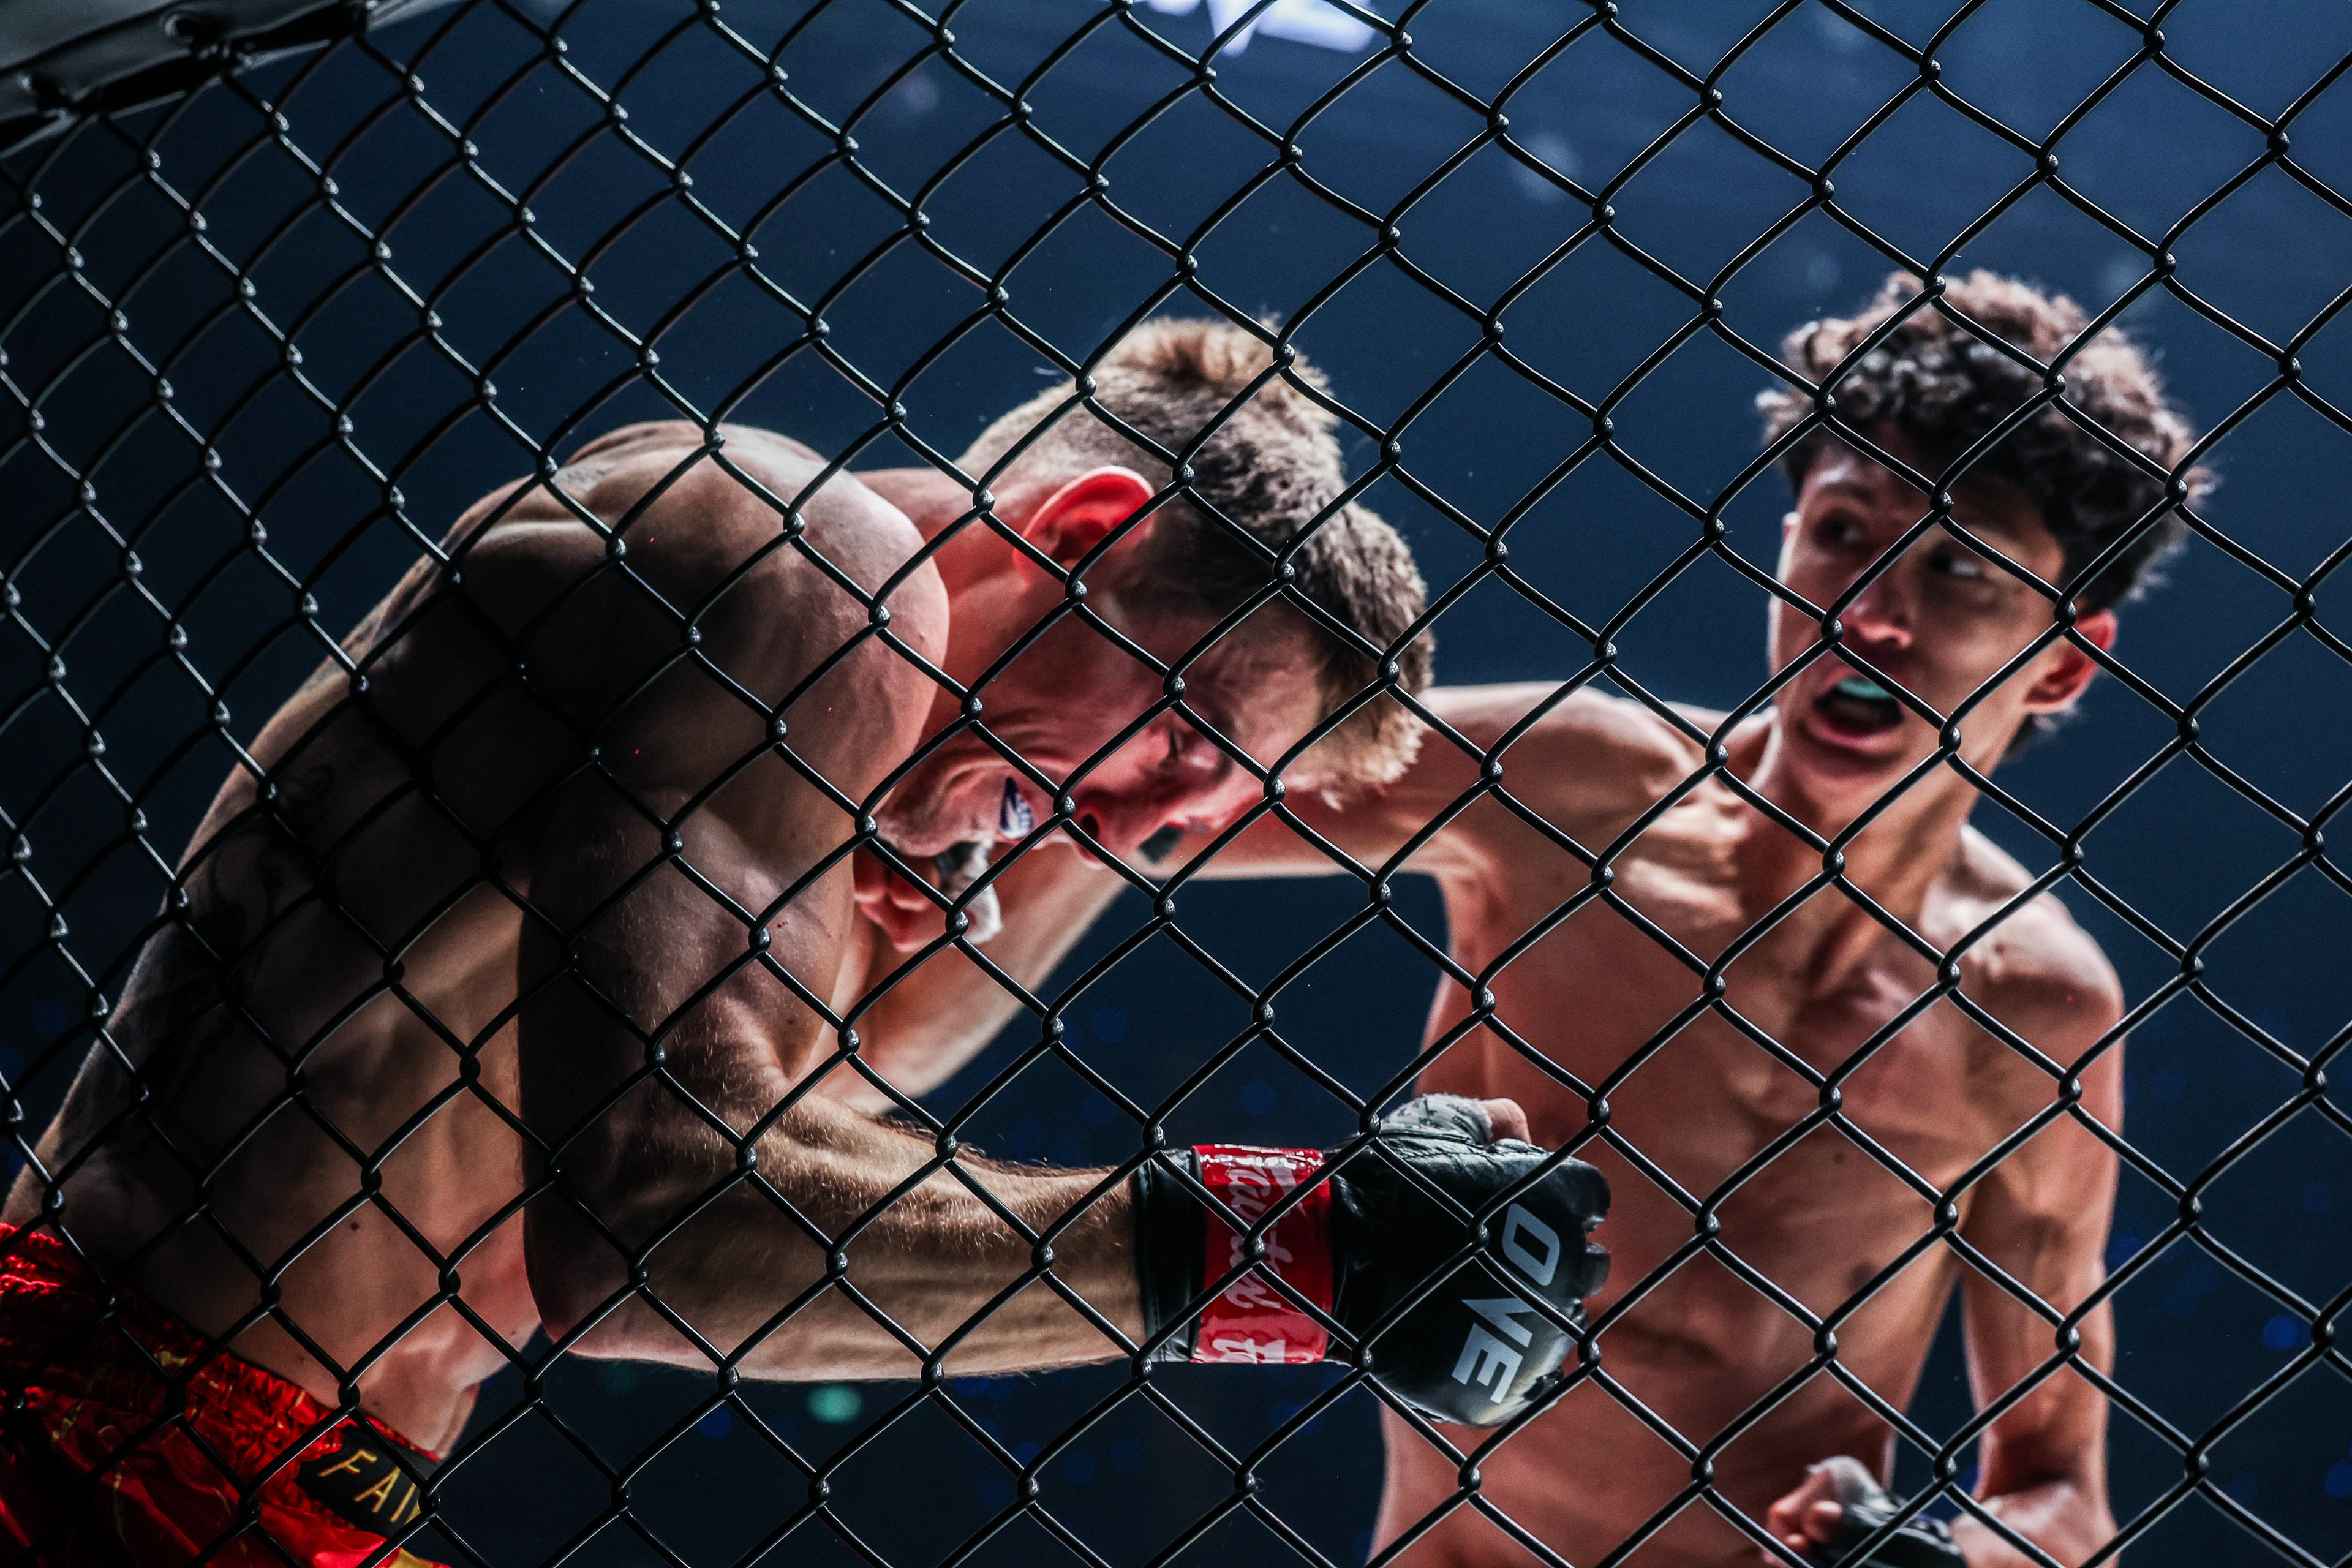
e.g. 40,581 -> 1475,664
1018,467 -> 1157,569
2021,608 -> 2117,713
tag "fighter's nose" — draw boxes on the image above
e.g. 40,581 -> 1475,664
1840,576 -> 1914,650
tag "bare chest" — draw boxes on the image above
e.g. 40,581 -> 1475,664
1431,802 -> 2002,1200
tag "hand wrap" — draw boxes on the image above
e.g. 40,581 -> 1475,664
1133,1094 -> 1609,1427
1808,1457 -> 1965,1568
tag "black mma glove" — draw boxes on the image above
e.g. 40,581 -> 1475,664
1804,1457 -> 1964,1568
1132,1093 -> 1609,1427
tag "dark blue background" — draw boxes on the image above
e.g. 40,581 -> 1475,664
5,1 -> 2352,1563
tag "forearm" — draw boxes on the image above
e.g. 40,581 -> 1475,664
1953,1474 -> 2112,1568
1951,1055 -> 2121,1568
533,1093 -> 1140,1378
1159,785 -> 1464,880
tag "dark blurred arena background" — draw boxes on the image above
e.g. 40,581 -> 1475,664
6,1 -> 2352,1564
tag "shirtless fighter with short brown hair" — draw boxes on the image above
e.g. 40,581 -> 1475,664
1143,274 -> 2205,1566
0,320 -> 1609,1568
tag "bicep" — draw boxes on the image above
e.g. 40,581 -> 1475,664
510,473 -> 933,1132
518,780 -> 855,1168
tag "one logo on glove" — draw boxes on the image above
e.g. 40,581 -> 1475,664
1192,1145 -> 1333,1364
1450,1204 -> 1564,1407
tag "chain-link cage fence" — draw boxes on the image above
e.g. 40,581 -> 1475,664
6,2 -> 2352,1567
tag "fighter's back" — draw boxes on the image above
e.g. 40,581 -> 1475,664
6,424 -> 943,1450
1322,686 -> 2124,1566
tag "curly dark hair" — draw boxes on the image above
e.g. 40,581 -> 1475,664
1758,271 -> 2211,614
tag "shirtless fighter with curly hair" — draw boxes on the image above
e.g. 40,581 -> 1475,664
1053,274 -> 2203,1566
1228,273 -> 2204,1567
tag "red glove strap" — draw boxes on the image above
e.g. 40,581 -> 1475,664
1191,1145 -> 1333,1364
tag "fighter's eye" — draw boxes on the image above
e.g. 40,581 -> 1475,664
1161,718 -> 1214,769
1816,513 -> 1866,548
1929,548 -> 1985,579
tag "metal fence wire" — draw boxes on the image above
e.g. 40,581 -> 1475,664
4,2 -> 2352,1567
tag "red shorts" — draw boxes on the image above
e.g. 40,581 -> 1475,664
0,1226 -> 445,1568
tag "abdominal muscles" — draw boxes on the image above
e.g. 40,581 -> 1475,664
1392,881 -> 1974,1562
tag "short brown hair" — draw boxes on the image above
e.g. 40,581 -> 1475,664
963,318 -> 1432,789
1758,271 -> 2209,614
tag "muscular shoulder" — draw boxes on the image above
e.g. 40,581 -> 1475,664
324,423 -> 945,807
1936,827 -> 2124,1063
455,421 -> 944,689
546,421 -> 932,613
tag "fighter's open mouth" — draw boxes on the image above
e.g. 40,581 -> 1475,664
1813,675 -> 1904,737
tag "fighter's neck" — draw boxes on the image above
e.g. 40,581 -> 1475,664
852,464 -> 1106,692
853,466 -> 1068,547
854,463 -> 1068,595
1735,722 -> 1982,930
